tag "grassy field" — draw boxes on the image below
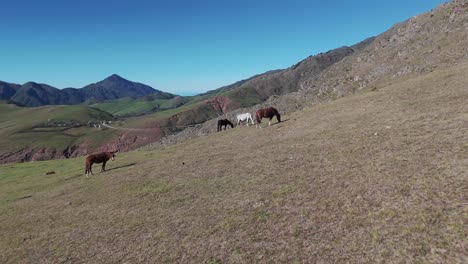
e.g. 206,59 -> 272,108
122,100 -> 221,129
0,103 -> 117,156
0,64 -> 467,263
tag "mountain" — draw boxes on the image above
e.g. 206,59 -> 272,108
81,74 -> 174,101
224,45 -> 361,103
218,0 -> 468,114
276,0 -> 468,107
10,82 -> 64,106
192,45 -> 362,109
0,81 -> 21,100
3,74 -> 174,106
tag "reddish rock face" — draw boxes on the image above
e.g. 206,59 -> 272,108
206,96 -> 238,114
99,129 -> 166,153
0,128 -> 167,164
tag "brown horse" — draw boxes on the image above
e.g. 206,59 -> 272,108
217,119 -> 234,132
85,151 -> 116,177
256,107 -> 281,128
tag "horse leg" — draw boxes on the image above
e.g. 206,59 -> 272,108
101,161 -> 107,172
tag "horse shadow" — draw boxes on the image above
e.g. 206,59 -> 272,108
68,162 -> 138,179
269,119 -> 290,126
106,162 -> 137,172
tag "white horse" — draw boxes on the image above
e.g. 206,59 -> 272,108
236,113 -> 255,126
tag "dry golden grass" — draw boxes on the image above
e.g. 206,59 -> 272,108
1,63 -> 467,263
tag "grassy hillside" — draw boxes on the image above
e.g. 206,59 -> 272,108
0,103 -> 118,160
91,95 -> 189,117
119,86 -> 264,130
1,63 -> 466,263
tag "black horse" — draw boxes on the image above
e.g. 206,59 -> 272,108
217,119 -> 234,132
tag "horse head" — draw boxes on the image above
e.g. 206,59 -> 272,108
109,145 -> 120,161
108,151 -> 116,161
255,110 -> 263,124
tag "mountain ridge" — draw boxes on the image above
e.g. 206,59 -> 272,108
3,74 -> 175,107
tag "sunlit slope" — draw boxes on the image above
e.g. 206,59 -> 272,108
0,103 -> 117,159
0,63 -> 466,263
90,95 -> 189,117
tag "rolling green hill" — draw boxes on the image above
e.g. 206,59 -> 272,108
90,95 -> 190,117
0,102 -> 118,162
89,91 -> 246,119
1,63 -> 466,263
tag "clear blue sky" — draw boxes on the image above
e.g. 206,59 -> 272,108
0,0 -> 446,95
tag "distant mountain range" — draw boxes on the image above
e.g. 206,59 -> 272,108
0,74 -> 175,107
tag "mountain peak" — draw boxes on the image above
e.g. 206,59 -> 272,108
104,74 -> 126,82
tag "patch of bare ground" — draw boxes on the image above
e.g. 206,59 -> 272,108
0,63 -> 467,263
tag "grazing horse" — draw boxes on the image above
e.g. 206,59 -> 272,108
85,151 -> 116,177
217,119 -> 234,132
256,107 -> 281,128
236,113 -> 255,126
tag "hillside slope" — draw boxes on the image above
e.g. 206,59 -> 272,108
283,0 -> 468,105
0,103 -> 120,163
121,0 -> 468,141
1,63 -> 466,263
119,45 -> 364,131
0,81 -> 20,99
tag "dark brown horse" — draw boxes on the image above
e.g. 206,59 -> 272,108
217,119 -> 234,132
85,151 -> 116,177
256,107 -> 281,128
